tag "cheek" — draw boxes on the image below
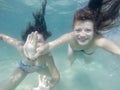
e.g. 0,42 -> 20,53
87,33 -> 94,40
38,36 -> 44,42
38,36 -> 42,40
74,31 -> 80,36
74,31 -> 77,36
74,32 -> 78,36
87,31 -> 94,36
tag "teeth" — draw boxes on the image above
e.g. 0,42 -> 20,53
78,38 -> 88,41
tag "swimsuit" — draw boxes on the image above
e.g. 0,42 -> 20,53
74,50 -> 94,55
19,60 -> 47,73
74,50 -> 94,59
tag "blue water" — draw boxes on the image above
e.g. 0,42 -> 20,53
0,0 -> 120,90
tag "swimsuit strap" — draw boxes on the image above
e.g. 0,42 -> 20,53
81,50 -> 94,55
74,50 -> 94,55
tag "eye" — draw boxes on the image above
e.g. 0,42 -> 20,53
85,29 -> 92,32
75,29 -> 82,32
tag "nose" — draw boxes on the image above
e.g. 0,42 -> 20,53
77,33 -> 86,39
79,30 -> 86,37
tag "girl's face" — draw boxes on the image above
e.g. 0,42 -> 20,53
74,20 -> 94,45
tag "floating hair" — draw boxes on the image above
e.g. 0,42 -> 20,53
21,0 -> 51,41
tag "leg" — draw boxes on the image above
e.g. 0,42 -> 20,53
0,67 -> 28,90
37,68 -> 50,76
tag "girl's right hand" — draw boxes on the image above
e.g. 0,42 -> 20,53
23,31 -> 38,60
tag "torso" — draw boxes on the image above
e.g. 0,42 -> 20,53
22,52 -> 50,67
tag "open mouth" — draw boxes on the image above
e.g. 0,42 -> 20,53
77,37 -> 88,42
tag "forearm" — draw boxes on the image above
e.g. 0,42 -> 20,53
49,72 -> 60,88
0,33 -> 23,49
33,44 -> 50,58
41,43 -> 50,54
33,32 -> 74,59
48,32 -> 74,50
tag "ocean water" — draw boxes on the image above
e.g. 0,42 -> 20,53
0,0 -> 120,90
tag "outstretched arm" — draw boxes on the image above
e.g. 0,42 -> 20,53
24,32 -> 74,60
95,37 -> 120,57
34,32 -> 74,57
0,34 -> 23,51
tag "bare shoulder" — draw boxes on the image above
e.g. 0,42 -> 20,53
94,34 -> 108,47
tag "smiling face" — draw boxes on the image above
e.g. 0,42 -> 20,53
73,20 -> 94,46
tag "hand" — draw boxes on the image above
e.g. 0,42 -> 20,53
38,75 -> 50,89
32,44 -> 49,59
28,75 -> 50,90
23,31 -> 38,60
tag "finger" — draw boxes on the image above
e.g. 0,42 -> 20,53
29,32 -> 34,43
34,31 -> 39,42
42,75 -> 47,85
40,75 -> 43,81
43,75 -> 46,80
23,46 -> 29,57
35,31 -> 38,34
24,35 -> 31,57
30,32 -> 38,47
45,80 -> 50,88
27,33 -> 32,43
25,34 -> 31,43
32,31 -> 38,44
38,75 -> 42,86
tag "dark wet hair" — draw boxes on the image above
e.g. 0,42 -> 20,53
73,0 -> 120,33
21,0 -> 51,41
73,6 -> 95,27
